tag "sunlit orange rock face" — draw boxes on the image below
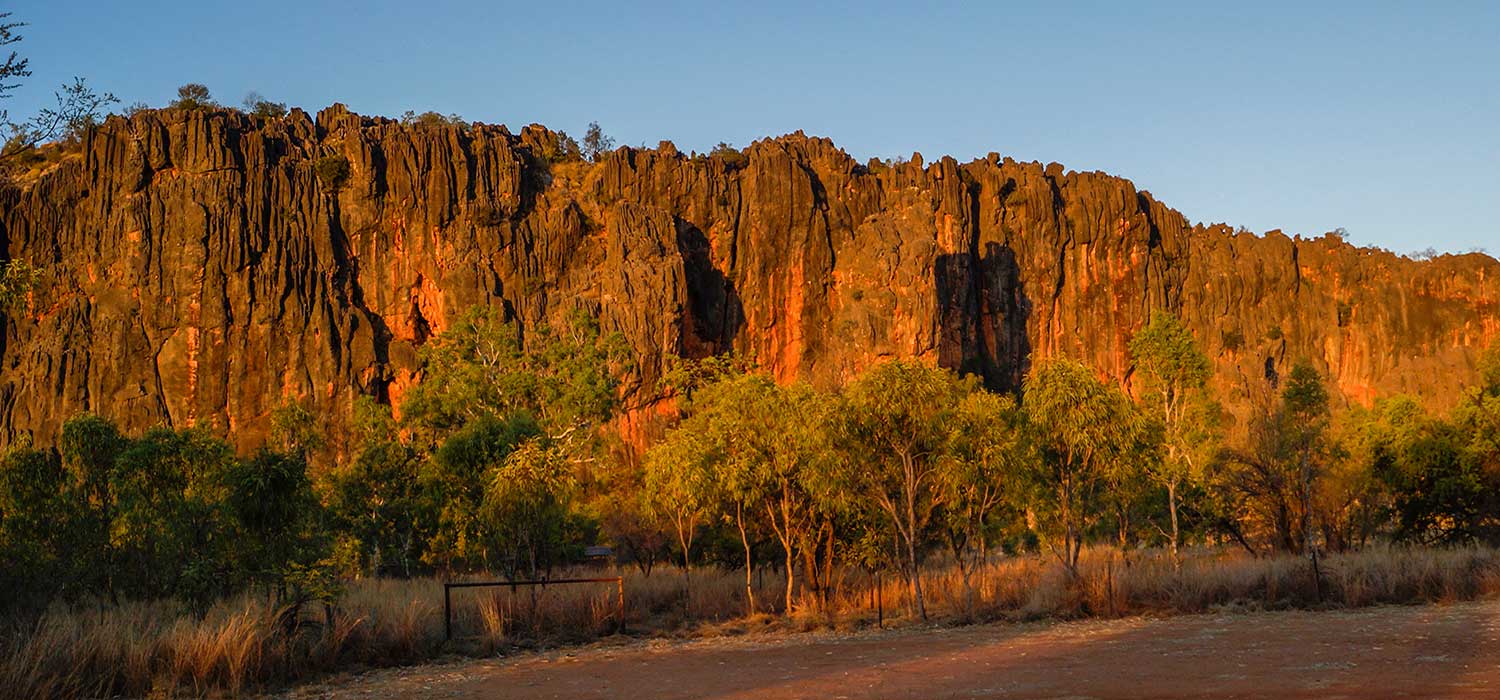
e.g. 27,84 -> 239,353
2,105 -> 1496,453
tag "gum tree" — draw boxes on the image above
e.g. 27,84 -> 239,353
1022,358 -> 1132,576
1128,312 -> 1215,563
838,359 -> 972,620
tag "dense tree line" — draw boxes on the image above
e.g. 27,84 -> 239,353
2,307 -> 1498,620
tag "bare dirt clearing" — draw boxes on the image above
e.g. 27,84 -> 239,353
285,599 -> 1500,699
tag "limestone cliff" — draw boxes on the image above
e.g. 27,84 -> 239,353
2,105 -> 1496,453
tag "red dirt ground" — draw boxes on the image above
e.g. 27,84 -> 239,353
287,599 -> 1500,699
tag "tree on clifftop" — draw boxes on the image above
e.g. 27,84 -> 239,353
582,121 -> 614,161
0,16 -> 117,162
0,13 -> 29,109
170,83 -> 217,111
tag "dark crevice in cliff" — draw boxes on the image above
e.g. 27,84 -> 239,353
676,219 -> 742,355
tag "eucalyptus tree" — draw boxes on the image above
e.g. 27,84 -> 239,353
327,398 -> 426,576
642,423 -> 719,593
1129,312 -> 1216,562
483,438 -> 575,579
400,305 -> 626,449
58,414 -> 127,595
1283,363 -> 1333,558
711,377 -> 831,613
423,413 -> 543,570
1021,358 -> 1133,576
942,390 -> 1028,613
838,359 -> 973,620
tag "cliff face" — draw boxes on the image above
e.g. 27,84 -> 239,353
3,105 -> 1497,453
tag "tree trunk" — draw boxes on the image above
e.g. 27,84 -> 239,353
904,455 -> 927,621
1167,480 -> 1181,568
906,533 -> 926,620
735,503 -> 755,615
784,545 -> 796,614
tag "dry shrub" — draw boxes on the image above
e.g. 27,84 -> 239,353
5,547 -> 1500,699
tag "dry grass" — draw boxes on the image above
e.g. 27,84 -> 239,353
4,546 -> 1500,698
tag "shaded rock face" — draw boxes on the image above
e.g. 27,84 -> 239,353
3,105 -> 1497,453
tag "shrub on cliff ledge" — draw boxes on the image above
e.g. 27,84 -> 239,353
0,259 -> 39,311
315,155 -> 351,190
710,142 -> 748,170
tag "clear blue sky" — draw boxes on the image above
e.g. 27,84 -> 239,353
8,1 -> 1497,255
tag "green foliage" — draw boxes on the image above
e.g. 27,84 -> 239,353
2,417 -> 331,616
11,77 -> 117,148
649,366 -> 835,608
242,91 -> 288,118
1216,363 -> 1337,555
8,306 -> 1500,631
1021,358 -> 1135,573
326,397 -> 426,576
581,121 -> 614,161
1130,313 -> 1211,403
170,83 -> 217,111
0,19 -> 116,171
401,305 -> 626,443
0,443 -> 70,608
538,130 -> 583,163
642,412 -> 720,570
58,414 -> 127,594
0,258 -> 39,311
942,391 -> 1028,597
1477,343 -> 1500,399
423,412 -> 543,569
222,448 -> 324,592
1221,328 -> 1245,352
483,438 -> 576,578
1129,312 -> 1218,557
710,142 -> 748,169
401,110 -> 466,129
110,426 -> 239,607
271,399 -> 324,458
0,14 -> 29,103
314,154 -> 351,189
837,359 -> 975,618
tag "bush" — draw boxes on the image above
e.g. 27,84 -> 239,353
582,122 -> 614,162
170,83 -> 217,111
401,110 -> 466,130
542,132 -> 583,163
710,142 -> 748,170
0,259 -> 39,311
314,155 -> 351,190
242,91 -> 287,119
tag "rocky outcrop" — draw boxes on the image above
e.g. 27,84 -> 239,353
3,105 -> 1497,454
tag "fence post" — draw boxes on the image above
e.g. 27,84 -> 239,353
444,583 -> 452,641
616,576 -> 625,633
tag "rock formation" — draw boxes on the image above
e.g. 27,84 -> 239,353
2,105 -> 1496,454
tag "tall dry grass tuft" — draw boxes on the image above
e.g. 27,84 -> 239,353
4,547 -> 1500,698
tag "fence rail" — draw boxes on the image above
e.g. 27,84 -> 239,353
442,576 -> 625,640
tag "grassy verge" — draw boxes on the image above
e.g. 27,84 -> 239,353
5,545 -> 1499,698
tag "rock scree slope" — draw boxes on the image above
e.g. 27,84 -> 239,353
2,105 -> 1496,452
